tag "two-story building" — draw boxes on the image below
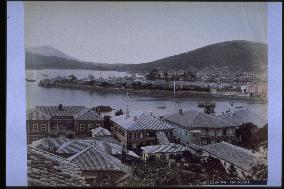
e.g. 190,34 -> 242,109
164,109 -> 238,146
26,104 -> 104,144
110,111 -> 174,152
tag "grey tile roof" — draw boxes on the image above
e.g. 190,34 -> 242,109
67,145 -> 131,175
56,138 -> 123,156
27,146 -> 89,187
30,137 -> 70,151
218,109 -> 267,128
156,131 -> 170,145
26,105 -> 103,121
74,109 -> 103,121
141,143 -> 188,154
26,108 -> 51,120
56,139 -> 94,155
36,105 -> 85,117
201,142 -> 263,173
165,110 -> 237,129
111,112 -> 174,131
91,127 -> 112,136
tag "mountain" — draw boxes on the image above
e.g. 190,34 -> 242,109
126,40 -> 268,73
25,40 -> 268,73
26,46 -> 76,60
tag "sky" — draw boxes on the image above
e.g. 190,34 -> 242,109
25,2 -> 267,64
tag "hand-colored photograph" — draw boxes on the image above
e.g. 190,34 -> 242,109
24,2 -> 268,186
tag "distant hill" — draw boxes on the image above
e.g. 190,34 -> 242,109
25,40 -> 267,73
26,46 -> 77,61
126,40 -> 268,73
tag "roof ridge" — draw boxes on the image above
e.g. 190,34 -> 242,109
28,146 -> 71,163
67,143 -> 95,161
56,140 -> 76,152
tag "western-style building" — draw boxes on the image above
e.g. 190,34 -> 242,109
26,104 -> 104,144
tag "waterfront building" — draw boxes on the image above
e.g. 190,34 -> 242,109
27,146 -> 89,186
26,104 -> 104,144
164,109 -> 238,145
110,111 -> 174,152
200,142 -> 266,178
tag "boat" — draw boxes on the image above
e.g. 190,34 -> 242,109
26,78 -> 36,82
93,105 -> 114,112
235,106 -> 244,109
156,106 -> 166,109
198,102 -> 216,108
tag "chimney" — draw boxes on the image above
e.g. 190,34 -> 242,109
133,115 -> 138,122
178,109 -> 183,115
159,116 -> 164,120
149,111 -> 153,116
58,104 -> 63,111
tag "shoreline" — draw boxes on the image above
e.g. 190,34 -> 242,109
39,83 -> 267,104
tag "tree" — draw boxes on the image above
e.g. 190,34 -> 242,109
236,123 -> 259,150
250,162 -> 268,181
67,74 -> 77,82
228,164 -> 239,179
146,69 -> 160,80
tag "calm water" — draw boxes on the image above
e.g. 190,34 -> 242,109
26,69 -> 267,118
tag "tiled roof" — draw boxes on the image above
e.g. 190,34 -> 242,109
165,110 -> 237,129
201,142 -> 262,172
218,109 -> 267,128
30,137 -> 70,151
27,146 -> 88,187
141,143 -> 188,154
68,145 -> 131,175
26,105 -> 103,121
91,127 -> 112,136
56,139 -> 94,155
156,131 -> 170,145
75,109 -> 103,121
36,105 -> 85,117
26,108 -> 51,120
56,138 -> 122,156
111,112 -> 174,131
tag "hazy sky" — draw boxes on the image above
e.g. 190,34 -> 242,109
25,2 -> 267,64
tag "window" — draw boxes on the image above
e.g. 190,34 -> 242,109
80,124 -> 85,131
33,137 -> 38,142
140,132 -> 143,139
41,124 -> 47,131
27,124 -> 30,132
33,124 -> 38,132
88,124 -> 93,130
96,123 -> 101,127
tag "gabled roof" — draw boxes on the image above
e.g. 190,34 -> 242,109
27,146 -> 88,187
141,143 -> 187,154
29,137 -> 70,151
91,127 -> 112,136
201,142 -> 264,173
68,145 -> 131,175
56,139 -> 94,155
156,131 -> 170,145
111,112 -> 174,131
26,105 -> 103,121
56,138 -> 123,156
74,109 -> 103,121
165,110 -> 237,129
26,108 -> 51,120
217,109 -> 267,128
36,105 -> 85,117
